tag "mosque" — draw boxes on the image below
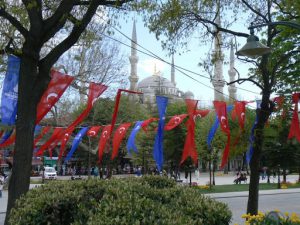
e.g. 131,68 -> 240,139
127,18 -> 237,105
128,21 -> 194,105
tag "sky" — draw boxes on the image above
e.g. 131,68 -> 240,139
111,15 -> 263,108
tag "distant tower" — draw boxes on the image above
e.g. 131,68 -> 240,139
171,54 -> 176,86
211,2 -> 225,101
228,41 -> 237,101
129,21 -> 139,91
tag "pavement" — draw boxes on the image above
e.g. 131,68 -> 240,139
0,173 -> 299,224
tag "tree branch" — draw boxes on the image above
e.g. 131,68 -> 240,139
227,78 -> 264,90
22,0 -> 43,32
271,49 -> 300,86
189,12 -> 249,38
42,0 -> 75,43
39,0 -> 99,73
241,0 -> 268,22
0,7 -> 29,38
74,0 -> 132,6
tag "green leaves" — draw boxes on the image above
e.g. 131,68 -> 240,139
9,176 -> 231,225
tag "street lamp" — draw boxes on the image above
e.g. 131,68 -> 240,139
236,21 -> 300,58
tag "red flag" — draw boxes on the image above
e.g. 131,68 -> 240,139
0,129 -> 16,148
141,118 -> 159,132
164,114 -> 188,131
214,101 -> 231,169
232,101 -> 247,146
234,101 -> 246,130
36,69 -> 74,124
273,96 -> 285,111
87,126 -> 102,137
288,93 -> 300,142
35,127 -> 65,156
98,125 -> 111,163
34,126 -> 51,148
194,109 -> 210,121
110,89 -> 142,135
58,82 -> 108,154
58,132 -> 72,160
180,99 -> 198,165
111,123 -> 131,159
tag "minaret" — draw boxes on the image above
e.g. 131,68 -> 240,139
228,41 -> 237,101
171,54 -> 176,86
211,2 -> 225,101
129,21 -> 139,91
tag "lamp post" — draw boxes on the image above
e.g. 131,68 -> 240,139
236,21 -> 300,57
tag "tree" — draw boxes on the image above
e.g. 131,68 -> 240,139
134,0 -> 300,215
0,1 -> 131,223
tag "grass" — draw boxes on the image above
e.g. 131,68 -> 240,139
194,182 -> 300,194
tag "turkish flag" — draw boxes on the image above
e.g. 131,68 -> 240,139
164,114 -> 188,131
273,96 -> 285,111
180,99 -> 198,165
288,93 -> 300,142
214,101 -> 231,169
234,101 -> 246,130
141,118 -> 159,132
194,109 -> 210,120
98,125 -> 111,163
36,69 -> 74,124
58,131 -> 72,160
111,123 -> 131,159
87,126 -> 102,137
35,127 -> 65,156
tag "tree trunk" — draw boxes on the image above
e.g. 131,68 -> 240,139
247,95 -> 271,215
5,57 -> 38,224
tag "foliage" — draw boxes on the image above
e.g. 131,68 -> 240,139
9,176 -> 232,225
241,211 -> 300,225
262,116 -> 300,173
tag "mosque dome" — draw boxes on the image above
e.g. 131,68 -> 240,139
137,75 -> 176,90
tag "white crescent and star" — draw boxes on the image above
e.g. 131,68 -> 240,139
241,112 -> 245,120
119,127 -> 125,134
89,131 -> 96,136
102,130 -> 108,138
46,93 -> 58,102
220,116 -> 227,128
174,116 -> 181,124
92,98 -> 98,106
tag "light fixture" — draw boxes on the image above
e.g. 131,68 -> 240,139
236,28 -> 271,58
236,21 -> 300,58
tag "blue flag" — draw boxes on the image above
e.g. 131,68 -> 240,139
207,105 -> 234,149
34,125 -> 42,135
153,96 -> 168,171
126,121 -> 143,154
64,127 -> 89,163
0,130 -> 13,144
246,116 -> 257,164
1,55 -> 20,125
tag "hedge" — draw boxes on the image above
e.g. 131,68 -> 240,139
9,176 -> 231,225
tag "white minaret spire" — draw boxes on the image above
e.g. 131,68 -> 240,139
129,20 -> 139,91
211,1 -> 225,101
228,40 -> 237,100
171,54 -> 176,86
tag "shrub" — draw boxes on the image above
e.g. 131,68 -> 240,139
9,175 -> 231,225
241,211 -> 300,225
